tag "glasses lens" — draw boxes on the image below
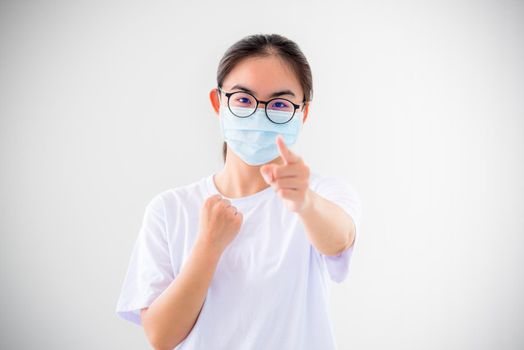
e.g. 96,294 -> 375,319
266,98 -> 295,124
228,92 -> 256,117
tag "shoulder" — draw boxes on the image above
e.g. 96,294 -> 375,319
145,175 -> 210,213
309,170 -> 357,193
309,171 -> 362,215
309,170 -> 362,230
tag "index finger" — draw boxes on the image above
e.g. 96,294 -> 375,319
276,135 -> 300,165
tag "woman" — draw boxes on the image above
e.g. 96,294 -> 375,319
115,33 -> 362,350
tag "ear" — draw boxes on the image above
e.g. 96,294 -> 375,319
302,102 -> 310,124
209,88 -> 221,116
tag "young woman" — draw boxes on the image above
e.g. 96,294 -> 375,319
116,33 -> 362,350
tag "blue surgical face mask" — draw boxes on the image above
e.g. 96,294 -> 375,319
219,105 -> 304,166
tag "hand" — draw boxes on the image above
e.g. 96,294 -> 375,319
260,135 -> 311,213
197,194 -> 243,253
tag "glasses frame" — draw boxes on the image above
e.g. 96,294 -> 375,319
217,86 -> 305,124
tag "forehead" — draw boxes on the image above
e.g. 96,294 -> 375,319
222,55 -> 303,99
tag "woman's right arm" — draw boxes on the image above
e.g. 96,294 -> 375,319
140,238 -> 222,350
140,194 -> 243,350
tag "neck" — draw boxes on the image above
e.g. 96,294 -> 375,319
214,147 -> 284,198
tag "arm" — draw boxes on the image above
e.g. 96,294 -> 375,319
297,188 -> 356,257
141,237 -> 222,350
258,135 -> 356,257
140,193 -> 243,350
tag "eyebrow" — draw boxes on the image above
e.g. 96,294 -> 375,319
230,84 -> 296,98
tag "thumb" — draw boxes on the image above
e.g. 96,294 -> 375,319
260,164 -> 274,184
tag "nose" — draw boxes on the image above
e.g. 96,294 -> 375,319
256,100 -> 268,108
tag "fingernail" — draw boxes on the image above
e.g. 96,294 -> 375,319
261,170 -> 270,183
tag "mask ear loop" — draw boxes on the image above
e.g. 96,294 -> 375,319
217,87 -> 223,105
300,96 -> 308,112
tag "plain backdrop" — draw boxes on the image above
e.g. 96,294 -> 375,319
1,0 -> 523,349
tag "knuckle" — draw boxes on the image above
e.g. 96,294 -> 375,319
218,199 -> 231,208
207,194 -> 221,203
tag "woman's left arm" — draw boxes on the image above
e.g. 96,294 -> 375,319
296,188 -> 356,256
261,135 -> 356,257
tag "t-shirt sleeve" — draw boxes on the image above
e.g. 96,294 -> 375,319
115,194 -> 175,326
312,175 -> 362,284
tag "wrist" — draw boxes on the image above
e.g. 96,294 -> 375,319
195,235 -> 224,260
297,188 -> 316,216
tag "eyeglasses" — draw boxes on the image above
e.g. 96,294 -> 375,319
217,86 -> 305,124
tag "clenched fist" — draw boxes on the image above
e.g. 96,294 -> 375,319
197,194 -> 243,254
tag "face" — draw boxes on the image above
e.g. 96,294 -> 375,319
209,55 -> 309,124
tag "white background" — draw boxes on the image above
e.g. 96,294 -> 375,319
1,0 -> 523,349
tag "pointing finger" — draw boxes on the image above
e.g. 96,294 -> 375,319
276,135 -> 300,165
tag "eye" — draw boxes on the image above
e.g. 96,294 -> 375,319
236,97 -> 250,104
272,101 -> 289,109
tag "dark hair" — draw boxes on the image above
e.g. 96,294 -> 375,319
216,33 -> 314,163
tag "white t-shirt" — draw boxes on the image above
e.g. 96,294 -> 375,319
115,170 -> 362,349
